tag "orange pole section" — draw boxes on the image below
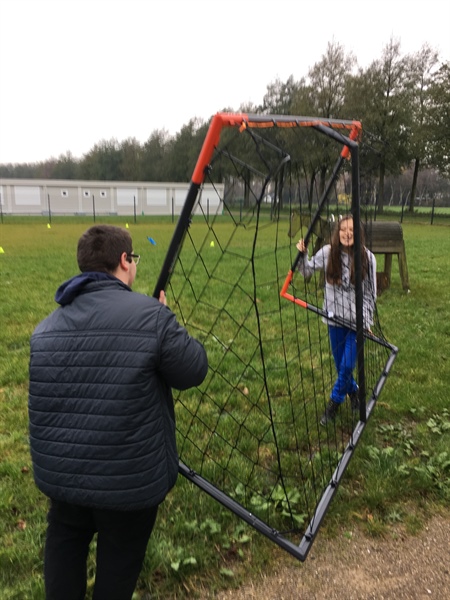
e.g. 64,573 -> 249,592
191,112 -> 362,311
281,291 -> 308,309
280,270 -> 293,296
191,113 -> 249,184
192,113 -> 361,184
340,122 -> 362,159
245,116 -> 360,131
280,271 -> 308,308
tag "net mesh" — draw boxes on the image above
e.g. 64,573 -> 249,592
163,119 -> 397,560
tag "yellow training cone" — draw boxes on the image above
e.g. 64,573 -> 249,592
125,223 -> 129,229
210,241 -> 215,247
0,247 -> 4,254
47,223 -> 51,229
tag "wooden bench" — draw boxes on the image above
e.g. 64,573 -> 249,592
288,212 -> 410,292
364,221 -> 410,292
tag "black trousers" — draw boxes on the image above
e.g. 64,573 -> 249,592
44,499 -> 159,600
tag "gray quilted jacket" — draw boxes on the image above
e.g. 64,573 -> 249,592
28,273 -> 208,510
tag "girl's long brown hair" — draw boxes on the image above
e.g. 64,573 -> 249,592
326,215 -> 368,285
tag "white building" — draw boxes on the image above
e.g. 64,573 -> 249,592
0,179 -> 224,217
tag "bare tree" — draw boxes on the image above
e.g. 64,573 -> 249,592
404,44 -> 439,212
427,61 -> 450,179
306,41 -> 356,195
307,40 -> 356,119
347,38 -> 411,213
261,76 -> 301,114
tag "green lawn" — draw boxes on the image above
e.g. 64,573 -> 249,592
0,216 -> 449,599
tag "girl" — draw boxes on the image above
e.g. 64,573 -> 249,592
296,215 -> 377,425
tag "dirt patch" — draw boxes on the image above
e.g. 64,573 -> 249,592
200,512 -> 450,599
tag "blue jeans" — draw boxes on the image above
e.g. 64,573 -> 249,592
44,499 -> 159,600
328,325 -> 358,404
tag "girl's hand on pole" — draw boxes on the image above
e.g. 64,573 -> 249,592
296,239 -> 307,253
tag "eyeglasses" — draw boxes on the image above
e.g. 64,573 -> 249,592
127,253 -> 140,265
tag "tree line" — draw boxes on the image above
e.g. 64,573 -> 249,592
1,39 -> 449,213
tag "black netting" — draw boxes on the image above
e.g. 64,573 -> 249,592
160,118 -> 397,560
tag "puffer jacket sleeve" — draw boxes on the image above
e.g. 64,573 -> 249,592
157,306 -> 208,390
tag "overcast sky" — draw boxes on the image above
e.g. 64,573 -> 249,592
0,0 -> 449,164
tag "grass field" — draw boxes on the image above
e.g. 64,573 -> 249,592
379,205 -> 450,216
1,215 -> 449,599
